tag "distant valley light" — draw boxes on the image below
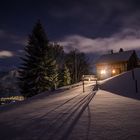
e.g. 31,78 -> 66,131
0,50 -> 14,58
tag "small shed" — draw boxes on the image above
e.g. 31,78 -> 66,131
96,50 -> 138,79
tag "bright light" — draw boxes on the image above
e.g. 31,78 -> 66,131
100,70 -> 106,75
112,69 -> 116,74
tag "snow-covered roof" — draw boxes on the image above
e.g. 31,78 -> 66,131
96,50 -> 135,64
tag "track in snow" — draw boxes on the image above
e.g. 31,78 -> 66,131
35,86 -> 97,140
0,83 -> 96,140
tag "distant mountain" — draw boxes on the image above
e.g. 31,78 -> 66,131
0,69 -> 20,98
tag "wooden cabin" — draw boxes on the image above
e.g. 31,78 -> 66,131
96,50 -> 138,79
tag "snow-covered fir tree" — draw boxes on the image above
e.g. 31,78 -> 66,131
45,59 -> 59,90
62,65 -> 71,86
18,21 -> 59,97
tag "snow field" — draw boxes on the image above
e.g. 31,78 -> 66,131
0,83 -> 95,140
68,68 -> 140,140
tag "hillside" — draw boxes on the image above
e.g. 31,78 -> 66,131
0,69 -> 140,140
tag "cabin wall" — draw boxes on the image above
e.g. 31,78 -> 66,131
96,62 -> 128,79
111,62 -> 127,73
96,50 -> 139,79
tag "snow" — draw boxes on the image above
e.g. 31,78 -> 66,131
0,69 -> 140,140
67,68 -> 140,140
68,90 -> 140,140
96,50 -> 134,64
100,68 -> 140,99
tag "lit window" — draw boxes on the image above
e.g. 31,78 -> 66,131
112,69 -> 116,74
100,70 -> 106,75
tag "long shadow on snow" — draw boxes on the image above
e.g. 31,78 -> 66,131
0,87 -> 75,113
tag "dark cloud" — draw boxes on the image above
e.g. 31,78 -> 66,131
1,0 -> 140,38
60,30 -> 140,54
47,0 -> 140,38
0,0 -> 140,69
0,29 -> 27,52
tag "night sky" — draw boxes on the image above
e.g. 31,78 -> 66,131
0,0 -> 140,70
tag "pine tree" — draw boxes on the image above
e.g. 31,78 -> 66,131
49,43 -> 64,63
58,64 -> 71,86
18,21 -> 53,97
45,59 -> 59,90
63,65 -> 71,86
48,43 -> 65,88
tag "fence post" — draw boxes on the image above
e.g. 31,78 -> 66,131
83,80 -> 85,93
82,75 -> 85,93
95,78 -> 98,90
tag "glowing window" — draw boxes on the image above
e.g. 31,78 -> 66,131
100,70 -> 106,75
112,69 -> 116,74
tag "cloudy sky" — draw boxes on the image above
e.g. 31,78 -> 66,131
0,0 -> 140,69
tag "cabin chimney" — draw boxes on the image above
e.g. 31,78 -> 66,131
119,48 -> 124,52
111,49 -> 113,54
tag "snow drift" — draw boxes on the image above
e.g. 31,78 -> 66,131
100,68 -> 140,100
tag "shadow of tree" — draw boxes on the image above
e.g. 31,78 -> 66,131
86,105 -> 91,140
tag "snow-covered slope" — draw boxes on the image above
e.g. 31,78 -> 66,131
100,68 -> 140,99
0,71 -> 140,140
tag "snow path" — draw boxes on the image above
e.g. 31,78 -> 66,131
68,69 -> 140,140
68,90 -> 140,140
0,82 -> 95,140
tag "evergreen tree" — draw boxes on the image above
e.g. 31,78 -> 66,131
49,43 -> 64,63
19,21 -> 54,97
63,65 -> 71,85
60,64 -> 71,86
45,59 -> 59,90
49,43 -> 65,87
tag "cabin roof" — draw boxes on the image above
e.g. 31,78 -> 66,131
96,50 -> 135,64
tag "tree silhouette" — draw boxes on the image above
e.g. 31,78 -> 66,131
66,49 -> 90,83
19,21 -> 58,97
119,48 -> 124,52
